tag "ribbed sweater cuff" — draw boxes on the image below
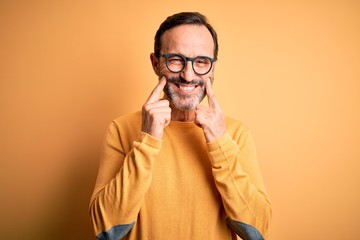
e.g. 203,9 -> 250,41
207,132 -> 237,165
138,132 -> 163,149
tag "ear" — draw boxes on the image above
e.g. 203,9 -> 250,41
209,60 -> 217,83
212,59 -> 218,72
150,53 -> 160,76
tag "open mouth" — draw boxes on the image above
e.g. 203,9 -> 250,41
175,83 -> 199,93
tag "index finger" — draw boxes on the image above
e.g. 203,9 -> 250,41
146,76 -> 167,104
206,78 -> 220,109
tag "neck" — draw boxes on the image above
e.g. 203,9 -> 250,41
170,103 -> 196,122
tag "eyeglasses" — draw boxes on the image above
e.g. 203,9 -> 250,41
162,53 -> 216,75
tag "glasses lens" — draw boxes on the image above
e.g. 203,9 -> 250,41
166,55 -> 185,73
193,57 -> 212,75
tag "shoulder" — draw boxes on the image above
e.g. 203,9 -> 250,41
103,111 -> 142,149
106,111 -> 142,137
225,116 -> 253,143
225,116 -> 249,133
113,111 -> 141,125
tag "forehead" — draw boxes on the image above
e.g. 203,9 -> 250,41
161,24 -> 214,57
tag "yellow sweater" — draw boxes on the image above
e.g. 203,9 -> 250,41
89,111 -> 272,240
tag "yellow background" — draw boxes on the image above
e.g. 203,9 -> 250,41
1,1 -> 359,239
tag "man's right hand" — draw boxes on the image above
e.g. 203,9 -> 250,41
141,76 -> 171,139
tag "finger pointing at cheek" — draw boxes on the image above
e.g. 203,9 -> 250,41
206,78 -> 220,110
146,76 -> 167,104
142,76 -> 171,139
196,78 -> 226,143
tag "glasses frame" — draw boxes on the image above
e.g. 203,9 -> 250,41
162,53 -> 216,76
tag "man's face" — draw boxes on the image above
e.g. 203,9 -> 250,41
153,24 -> 216,110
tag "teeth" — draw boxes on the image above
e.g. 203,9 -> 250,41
179,85 -> 195,93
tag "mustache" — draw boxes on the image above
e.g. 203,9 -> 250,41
166,76 -> 205,87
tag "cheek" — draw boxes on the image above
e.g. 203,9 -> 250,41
209,72 -> 215,83
202,73 -> 214,84
158,62 -> 168,73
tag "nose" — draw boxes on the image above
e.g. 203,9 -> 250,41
180,60 -> 196,82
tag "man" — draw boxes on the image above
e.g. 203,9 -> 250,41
89,12 -> 272,240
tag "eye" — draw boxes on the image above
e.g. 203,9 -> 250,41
168,56 -> 184,65
195,57 -> 210,66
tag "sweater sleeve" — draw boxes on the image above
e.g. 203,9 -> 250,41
89,121 -> 162,240
207,130 -> 272,240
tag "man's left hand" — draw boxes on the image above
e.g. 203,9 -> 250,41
195,79 -> 226,143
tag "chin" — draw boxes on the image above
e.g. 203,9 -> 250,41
174,102 -> 197,111
170,94 -> 206,111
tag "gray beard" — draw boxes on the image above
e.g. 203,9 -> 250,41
163,82 -> 206,110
